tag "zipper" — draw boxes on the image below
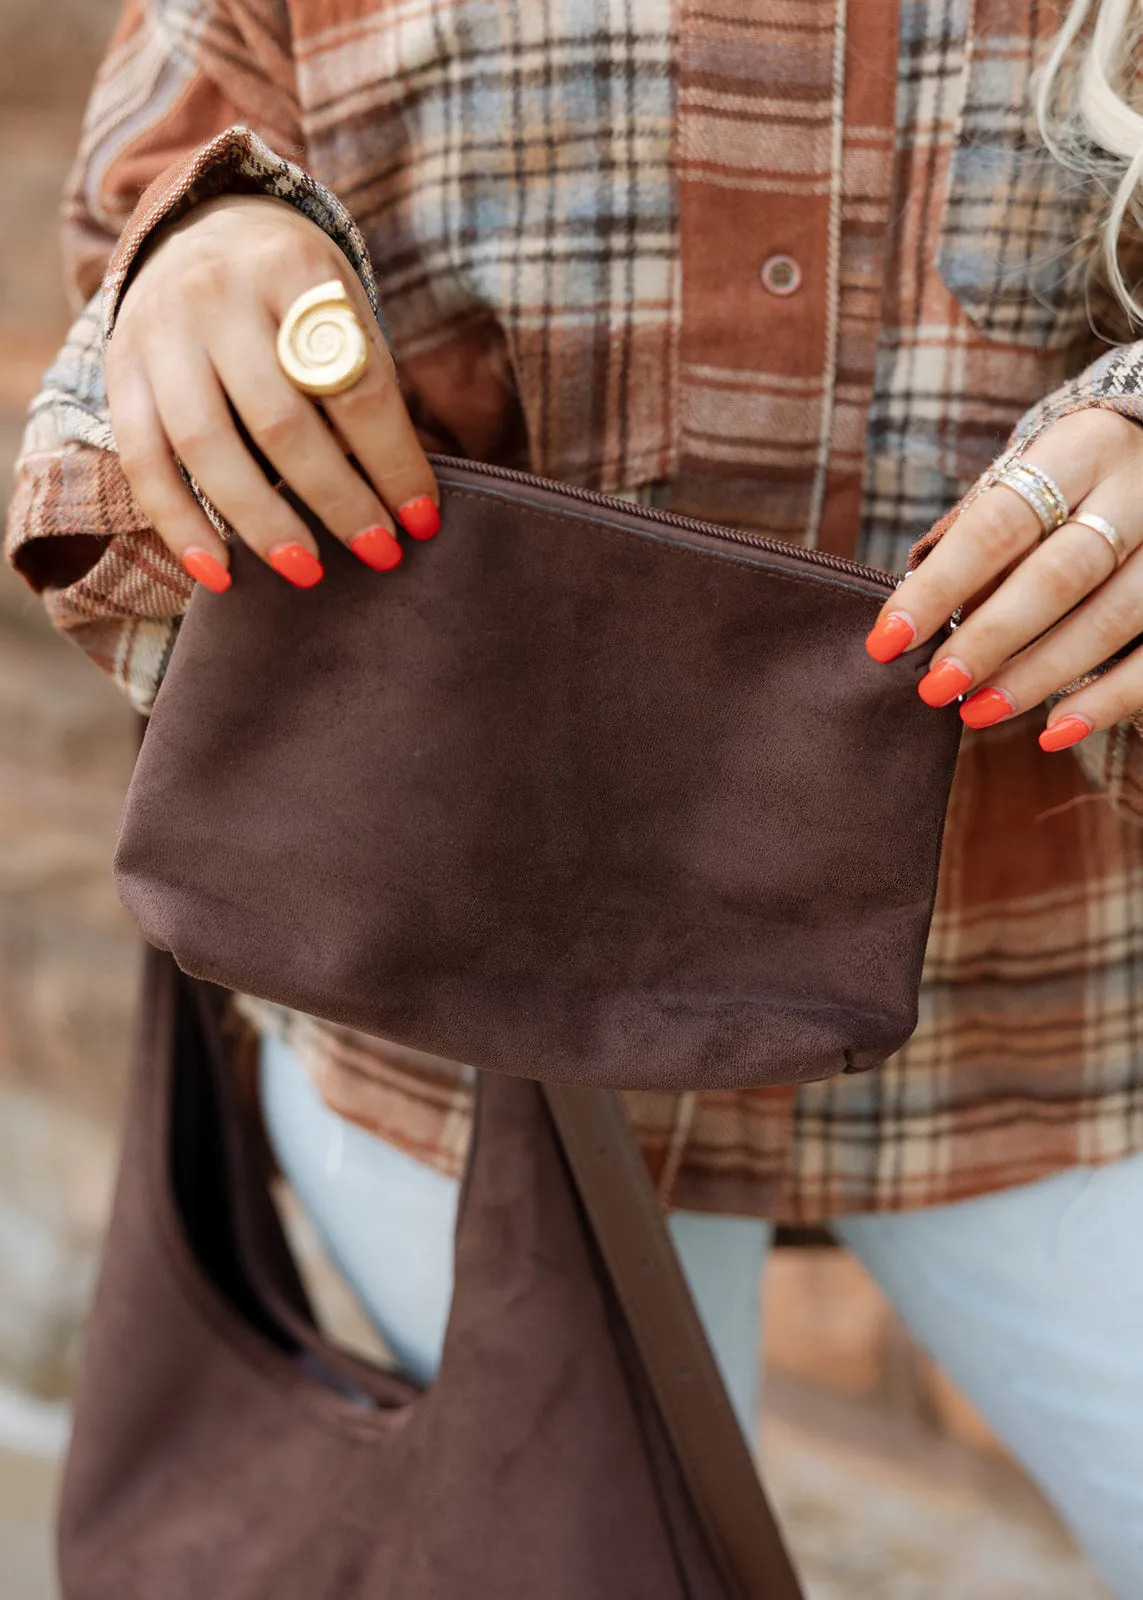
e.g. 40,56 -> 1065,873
430,454 -> 895,589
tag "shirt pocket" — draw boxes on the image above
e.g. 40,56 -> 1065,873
936,5 -> 1105,351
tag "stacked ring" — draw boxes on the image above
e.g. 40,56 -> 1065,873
1064,511 -> 1128,569
991,460 -> 1070,536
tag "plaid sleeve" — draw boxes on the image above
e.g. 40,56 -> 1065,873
908,340 -> 1143,823
61,0 -> 304,307
5,0 -> 378,714
5,296 -> 188,713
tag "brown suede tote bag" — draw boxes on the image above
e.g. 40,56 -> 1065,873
59,948 -> 803,1599
115,458 -> 960,1091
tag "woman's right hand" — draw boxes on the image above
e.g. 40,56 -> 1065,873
105,193 -> 439,593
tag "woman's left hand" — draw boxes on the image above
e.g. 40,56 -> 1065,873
865,408 -> 1143,751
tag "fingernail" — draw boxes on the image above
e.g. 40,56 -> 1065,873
917,658 -> 973,707
960,687 -> 1016,729
865,611 -> 916,663
268,542 -> 324,588
397,495 -> 441,541
1039,714 -> 1093,753
350,525 -> 403,572
181,547 -> 232,594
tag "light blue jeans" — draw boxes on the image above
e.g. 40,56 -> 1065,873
261,1037 -> 1143,1598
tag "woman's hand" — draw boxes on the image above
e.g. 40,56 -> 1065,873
866,408 -> 1143,752
106,193 -> 439,593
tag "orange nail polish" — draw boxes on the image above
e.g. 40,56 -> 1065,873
181,547 -> 232,594
917,658 -> 973,707
960,687 -> 1015,729
268,542 -> 324,588
865,611 -> 916,663
350,525 -> 403,571
397,495 -> 441,541
1039,715 -> 1093,753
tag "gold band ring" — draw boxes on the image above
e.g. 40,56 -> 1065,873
276,280 -> 370,397
991,461 -> 1070,536
1063,511 -> 1129,569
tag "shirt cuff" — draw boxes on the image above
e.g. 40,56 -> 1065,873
102,125 -> 382,344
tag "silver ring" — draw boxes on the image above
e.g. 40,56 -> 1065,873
1063,511 -> 1128,569
992,461 -> 1070,536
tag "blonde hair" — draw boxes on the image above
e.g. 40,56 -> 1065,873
1037,0 -> 1143,324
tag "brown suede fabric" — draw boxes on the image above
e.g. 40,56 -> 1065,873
115,459 -> 960,1091
59,948 -> 748,1598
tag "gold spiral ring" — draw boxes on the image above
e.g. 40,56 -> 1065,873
276,280 -> 370,397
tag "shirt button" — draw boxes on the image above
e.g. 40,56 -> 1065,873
759,254 -> 802,297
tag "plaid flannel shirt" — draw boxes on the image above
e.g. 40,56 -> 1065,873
10,0 -> 1143,1219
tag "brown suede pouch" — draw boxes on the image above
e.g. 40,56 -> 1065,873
115,458 -> 960,1090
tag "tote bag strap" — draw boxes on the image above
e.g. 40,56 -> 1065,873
544,1084 -> 804,1600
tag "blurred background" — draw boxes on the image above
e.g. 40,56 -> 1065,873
0,5 -> 1115,1596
